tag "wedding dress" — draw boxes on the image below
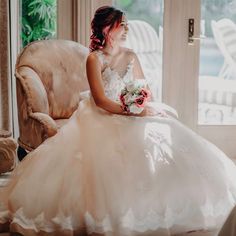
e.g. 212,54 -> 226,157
1,49 -> 236,236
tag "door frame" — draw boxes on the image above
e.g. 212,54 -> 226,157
163,0 -> 201,130
163,0 -> 236,159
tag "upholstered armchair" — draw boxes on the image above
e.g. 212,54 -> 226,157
15,40 -> 89,157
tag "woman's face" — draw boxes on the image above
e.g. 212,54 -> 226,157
109,15 -> 129,44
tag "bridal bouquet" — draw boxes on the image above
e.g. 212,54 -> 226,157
120,80 -> 151,114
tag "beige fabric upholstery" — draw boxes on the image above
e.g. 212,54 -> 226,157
0,130 -> 17,174
16,39 -> 89,151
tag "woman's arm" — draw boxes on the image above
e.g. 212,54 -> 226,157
133,52 -> 145,80
86,53 -> 125,115
132,52 -> 154,101
132,52 -> 169,117
86,52 -> 158,117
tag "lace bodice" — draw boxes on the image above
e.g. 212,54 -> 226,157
95,50 -> 135,102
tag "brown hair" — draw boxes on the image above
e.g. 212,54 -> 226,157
89,6 -> 124,52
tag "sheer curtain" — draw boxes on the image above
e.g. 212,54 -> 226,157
58,0 -> 112,47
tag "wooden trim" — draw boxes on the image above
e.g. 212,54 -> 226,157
9,0 -> 20,138
72,0 -> 79,41
57,0 -> 73,40
0,0 -> 11,131
163,0 -> 200,130
57,0 -> 112,46
73,0 -> 93,47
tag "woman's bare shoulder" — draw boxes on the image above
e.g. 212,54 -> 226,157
120,47 -> 136,59
122,47 -> 137,61
86,51 -> 102,66
121,47 -> 134,54
87,51 -> 99,60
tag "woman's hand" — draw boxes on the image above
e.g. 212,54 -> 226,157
138,106 -> 168,117
139,106 -> 157,117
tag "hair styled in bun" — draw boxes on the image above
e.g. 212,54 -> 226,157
89,6 -> 124,52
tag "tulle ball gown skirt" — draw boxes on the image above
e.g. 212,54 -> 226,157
1,97 -> 236,236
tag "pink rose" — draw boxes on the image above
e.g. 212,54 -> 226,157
141,89 -> 151,101
121,104 -> 130,113
135,97 -> 145,108
120,94 -> 125,105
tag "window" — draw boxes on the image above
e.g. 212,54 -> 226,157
20,0 -> 57,48
198,0 -> 236,124
113,0 -> 164,102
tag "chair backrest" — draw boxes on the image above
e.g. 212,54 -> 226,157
211,19 -> 236,78
15,40 -> 89,119
125,20 -> 162,101
125,20 -> 161,53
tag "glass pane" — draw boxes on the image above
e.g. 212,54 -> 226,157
20,0 -> 57,48
113,0 -> 164,102
199,0 -> 236,125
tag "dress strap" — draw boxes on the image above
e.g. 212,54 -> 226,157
127,58 -> 135,71
95,50 -> 108,67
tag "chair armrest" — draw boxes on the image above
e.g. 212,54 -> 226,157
29,112 -> 58,137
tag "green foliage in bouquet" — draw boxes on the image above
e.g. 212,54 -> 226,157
21,0 -> 57,47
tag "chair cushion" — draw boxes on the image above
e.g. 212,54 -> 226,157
125,20 -> 161,53
17,67 -> 49,114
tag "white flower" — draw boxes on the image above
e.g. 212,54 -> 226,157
120,80 -> 149,114
126,81 -> 137,91
126,80 -> 147,92
124,93 -> 133,104
129,104 -> 144,114
124,93 -> 140,105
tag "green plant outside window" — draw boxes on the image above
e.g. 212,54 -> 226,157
113,0 -> 163,34
21,0 -> 57,48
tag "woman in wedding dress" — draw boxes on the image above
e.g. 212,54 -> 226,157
1,5 -> 236,236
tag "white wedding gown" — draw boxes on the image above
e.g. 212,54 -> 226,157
1,50 -> 236,236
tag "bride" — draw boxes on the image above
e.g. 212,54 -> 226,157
1,5 -> 236,236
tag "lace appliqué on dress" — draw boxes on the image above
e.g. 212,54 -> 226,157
95,50 -> 135,102
8,198 -> 232,234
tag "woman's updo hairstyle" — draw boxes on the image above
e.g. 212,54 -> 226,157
89,6 -> 124,52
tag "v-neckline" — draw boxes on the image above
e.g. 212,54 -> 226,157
102,59 -> 134,80
98,50 -> 134,80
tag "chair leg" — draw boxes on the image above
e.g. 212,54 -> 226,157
17,146 -> 27,161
